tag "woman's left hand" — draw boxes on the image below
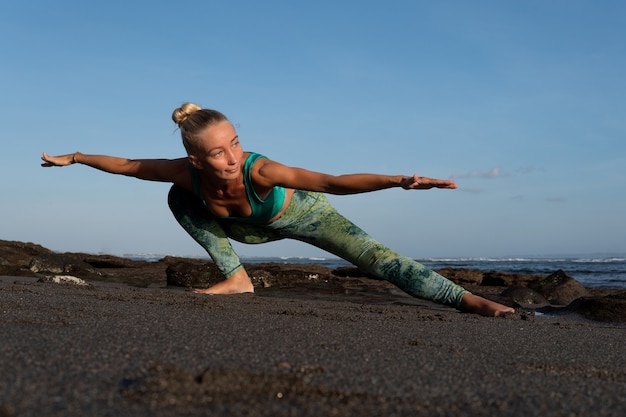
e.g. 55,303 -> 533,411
400,174 -> 457,190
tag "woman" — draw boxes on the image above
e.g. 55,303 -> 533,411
42,102 -> 514,317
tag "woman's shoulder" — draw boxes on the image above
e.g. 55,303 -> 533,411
243,152 -> 270,168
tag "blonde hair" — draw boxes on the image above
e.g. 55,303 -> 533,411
172,102 -> 229,153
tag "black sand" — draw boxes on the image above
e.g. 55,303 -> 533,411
1,275 -> 625,417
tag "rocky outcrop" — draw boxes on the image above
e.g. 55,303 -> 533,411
0,240 -> 52,277
29,253 -> 101,277
1,239 -> 624,322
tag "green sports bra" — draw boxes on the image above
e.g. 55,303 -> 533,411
189,152 -> 287,224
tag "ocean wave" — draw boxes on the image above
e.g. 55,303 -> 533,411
278,256 -> 330,261
421,257 -> 626,263
572,258 -> 626,263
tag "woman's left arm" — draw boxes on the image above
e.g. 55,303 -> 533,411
254,160 -> 457,194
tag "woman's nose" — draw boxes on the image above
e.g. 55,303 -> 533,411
226,150 -> 238,164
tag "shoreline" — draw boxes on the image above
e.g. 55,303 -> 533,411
2,239 -> 626,323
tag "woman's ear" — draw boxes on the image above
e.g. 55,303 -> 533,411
188,154 -> 202,169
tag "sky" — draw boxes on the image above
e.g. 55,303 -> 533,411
1,0 -> 625,260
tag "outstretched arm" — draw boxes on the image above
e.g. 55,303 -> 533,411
253,160 -> 457,195
41,152 -> 190,184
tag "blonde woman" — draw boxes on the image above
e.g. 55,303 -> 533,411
42,103 -> 514,317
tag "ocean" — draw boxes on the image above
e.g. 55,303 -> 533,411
126,253 -> 626,289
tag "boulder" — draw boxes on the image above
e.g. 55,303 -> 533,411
501,286 -> 550,308
28,253 -> 100,277
529,269 -> 589,306
566,291 -> 626,323
165,261 -> 221,288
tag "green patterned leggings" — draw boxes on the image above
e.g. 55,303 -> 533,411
168,186 -> 468,308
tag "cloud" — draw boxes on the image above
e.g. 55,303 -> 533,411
545,196 -> 566,203
517,166 -> 545,175
459,187 -> 484,193
450,165 -> 540,180
451,167 -> 502,179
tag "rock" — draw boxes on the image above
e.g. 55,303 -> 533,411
435,268 -> 483,285
249,266 -> 319,288
166,261 -> 222,288
38,275 -> 90,286
565,291 -> 626,323
73,253 -> 142,269
435,268 -> 545,287
248,263 -> 346,292
28,253 -> 100,277
482,271 -> 545,287
0,240 -> 53,277
6,239 -> 626,324
501,308 -> 536,321
0,240 -> 52,264
529,269 -> 589,306
501,286 -> 550,308
0,404 -> 16,417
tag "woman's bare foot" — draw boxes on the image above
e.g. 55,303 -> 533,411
192,269 -> 254,295
459,293 -> 515,317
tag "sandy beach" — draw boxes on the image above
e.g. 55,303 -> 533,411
1,271 -> 625,417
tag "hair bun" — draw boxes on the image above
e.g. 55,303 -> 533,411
172,102 -> 202,126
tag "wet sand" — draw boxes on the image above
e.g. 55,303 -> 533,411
1,275 -> 625,417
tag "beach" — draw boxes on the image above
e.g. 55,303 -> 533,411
1,241 -> 626,416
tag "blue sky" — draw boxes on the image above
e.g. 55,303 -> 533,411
2,0 -> 625,259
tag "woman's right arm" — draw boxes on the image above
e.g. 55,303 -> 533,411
41,152 -> 190,185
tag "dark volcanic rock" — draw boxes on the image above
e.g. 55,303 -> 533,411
501,286 -> 550,308
164,260 -> 349,293
436,268 -> 484,285
248,263 -> 346,292
0,240 -> 52,277
28,253 -> 100,277
565,291 -> 626,323
76,254 -> 142,269
165,261 -> 221,288
529,269 -> 589,306
482,271 -> 545,287
435,268 -> 545,287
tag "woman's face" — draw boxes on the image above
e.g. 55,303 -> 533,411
189,121 -> 244,182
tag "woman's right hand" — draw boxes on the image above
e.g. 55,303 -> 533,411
41,152 -> 77,167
